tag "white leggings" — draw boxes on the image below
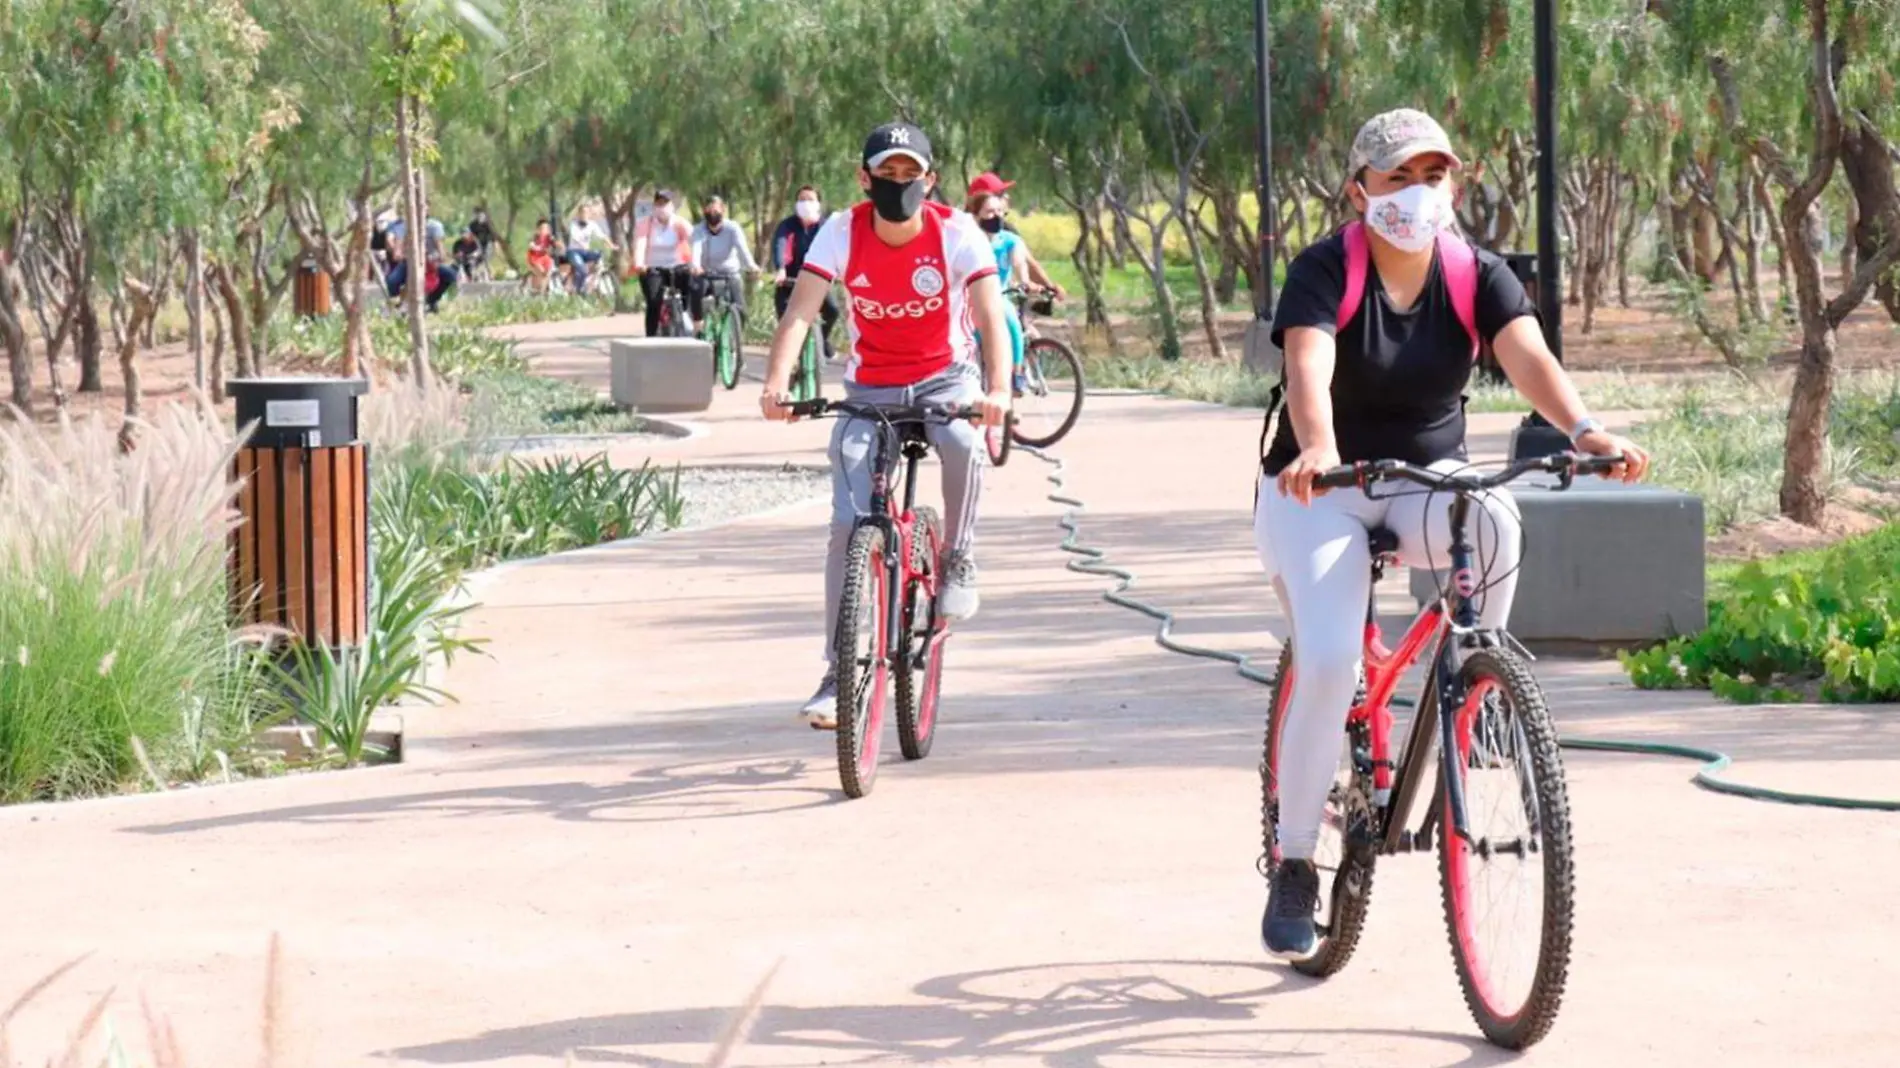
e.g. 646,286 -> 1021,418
1253,458 -> 1524,859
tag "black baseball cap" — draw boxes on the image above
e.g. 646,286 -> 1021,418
862,122 -> 933,171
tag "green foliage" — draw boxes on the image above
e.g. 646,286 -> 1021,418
1621,523 -> 1900,702
463,367 -> 651,438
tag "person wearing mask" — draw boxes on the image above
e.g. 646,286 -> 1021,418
965,191 -> 1033,392
1254,108 -> 1650,958
451,226 -> 484,280
689,195 -> 760,334
629,189 -> 697,335
759,123 -> 1013,726
966,172 -> 1066,301
769,186 -> 840,359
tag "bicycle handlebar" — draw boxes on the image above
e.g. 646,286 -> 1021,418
1311,452 -> 1628,493
785,397 -> 984,424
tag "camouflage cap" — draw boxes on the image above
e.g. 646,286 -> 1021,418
1348,108 -> 1463,175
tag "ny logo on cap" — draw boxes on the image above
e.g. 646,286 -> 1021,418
888,128 -> 910,145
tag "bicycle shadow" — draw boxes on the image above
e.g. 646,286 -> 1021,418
384,958 -> 1512,1067
122,756 -> 836,835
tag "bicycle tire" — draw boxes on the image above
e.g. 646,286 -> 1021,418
834,524 -> 890,798
985,412 -> 1014,468
1010,337 -> 1086,449
1261,643 -> 1377,978
895,507 -> 943,761
795,330 -> 822,401
1437,647 -> 1575,1050
665,292 -> 690,338
716,305 -> 744,389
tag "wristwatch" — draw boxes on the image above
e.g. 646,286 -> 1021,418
1567,416 -> 1605,444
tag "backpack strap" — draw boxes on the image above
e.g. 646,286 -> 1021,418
1437,230 -> 1481,359
1337,221 -> 1369,335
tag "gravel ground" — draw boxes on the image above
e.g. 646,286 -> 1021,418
672,464 -> 830,530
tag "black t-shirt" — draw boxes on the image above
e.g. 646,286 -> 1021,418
1261,231 -> 1537,476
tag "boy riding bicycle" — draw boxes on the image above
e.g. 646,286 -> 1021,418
760,121 -> 1014,727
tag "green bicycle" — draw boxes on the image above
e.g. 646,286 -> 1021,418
790,323 -> 824,402
702,275 -> 746,390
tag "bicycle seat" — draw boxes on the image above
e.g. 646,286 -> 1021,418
1368,526 -> 1400,557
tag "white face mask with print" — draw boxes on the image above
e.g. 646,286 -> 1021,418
1359,181 -> 1453,253
795,199 -> 822,223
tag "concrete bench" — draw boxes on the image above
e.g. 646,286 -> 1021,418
610,337 -> 714,414
1408,475 -> 1706,646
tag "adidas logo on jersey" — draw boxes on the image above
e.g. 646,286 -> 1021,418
848,273 -> 873,288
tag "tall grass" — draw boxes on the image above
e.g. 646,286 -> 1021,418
0,401 -> 268,802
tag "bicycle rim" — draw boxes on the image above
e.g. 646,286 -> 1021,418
1010,338 -> 1085,448
896,508 -> 942,761
723,307 -> 744,386
834,526 -> 889,798
1438,648 -> 1574,1049
714,316 -> 739,389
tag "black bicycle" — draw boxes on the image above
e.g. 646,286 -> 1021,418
784,396 -> 1003,798
1260,451 -> 1623,1050
1003,284 -> 1085,449
648,269 -> 692,338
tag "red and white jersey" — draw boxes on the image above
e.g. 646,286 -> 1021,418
800,200 -> 997,387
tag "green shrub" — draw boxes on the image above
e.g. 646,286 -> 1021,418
1621,523 -> 1900,702
463,367 -> 651,437
0,404 -> 269,802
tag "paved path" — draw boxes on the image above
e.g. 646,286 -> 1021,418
4,326 -> 1898,1067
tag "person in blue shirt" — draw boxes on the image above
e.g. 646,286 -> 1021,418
966,191 -> 1032,389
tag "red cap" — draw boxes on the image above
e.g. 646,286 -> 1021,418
968,171 -> 1014,197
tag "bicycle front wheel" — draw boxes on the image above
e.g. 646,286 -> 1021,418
1437,647 -> 1575,1049
1262,643 -> 1376,978
833,524 -> 891,798
795,330 -> 822,401
895,507 -> 943,761
714,306 -> 744,389
1010,337 -> 1086,449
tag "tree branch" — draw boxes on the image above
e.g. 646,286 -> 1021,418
1826,239 -> 1900,326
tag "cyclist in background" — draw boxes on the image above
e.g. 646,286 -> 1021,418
690,195 -> 761,335
770,186 -> 840,360
630,189 -> 697,336
759,123 -> 1013,727
566,211 -> 611,294
967,171 -> 1067,301
965,191 -> 1033,392
525,218 -> 559,294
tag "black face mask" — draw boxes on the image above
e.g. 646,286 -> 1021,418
705,213 -> 724,229
979,216 -> 1004,235
868,176 -> 927,223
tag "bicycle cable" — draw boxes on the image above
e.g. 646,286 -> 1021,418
1020,444 -> 1900,812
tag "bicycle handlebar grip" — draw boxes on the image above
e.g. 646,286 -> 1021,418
787,398 -> 829,418
1311,463 -> 1364,490
1569,452 -> 1625,475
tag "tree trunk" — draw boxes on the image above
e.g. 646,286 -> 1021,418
214,263 -> 254,378
1177,191 -> 1228,361
1615,176 -> 1641,308
186,233 -> 206,391
118,281 -> 158,422
1740,164 -> 1768,324
393,88 -> 434,387
1841,189 -> 1858,283
341,179 -> 378,378
77,289 -> 104,392
1144,212 -> 1183,361
1840,118 -> 1900,323
1069,203 -> 1116,352
0,262 -> 31,415
1778,193 -> 1837,525
207,268 -> 228,403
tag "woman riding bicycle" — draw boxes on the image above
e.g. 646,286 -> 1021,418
965,192 -> 1033,390
1255,108 -> 1651,959
630,189 -> 697,335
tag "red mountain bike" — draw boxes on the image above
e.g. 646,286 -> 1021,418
787,397 -> 1006,798
1260,451 -> 1623,1050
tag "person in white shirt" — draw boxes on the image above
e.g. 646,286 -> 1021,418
630,189 -> 697,336
689,195 -> 760,335
565,213 -> 610,293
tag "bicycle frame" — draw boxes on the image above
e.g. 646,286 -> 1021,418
1349,493 -> 1494,857
860,422 -> 938,661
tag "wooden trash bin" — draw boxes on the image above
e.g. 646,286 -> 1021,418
228,377 -> 370,648
293,259 -> 332,319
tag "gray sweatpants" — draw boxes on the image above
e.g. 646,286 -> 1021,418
822,362 -> 985,665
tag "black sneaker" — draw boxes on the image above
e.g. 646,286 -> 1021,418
1261,859 -> 1321,958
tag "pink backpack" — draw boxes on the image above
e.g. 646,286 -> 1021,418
1256,222 -> 1482,482
1336,220 -> 1480,355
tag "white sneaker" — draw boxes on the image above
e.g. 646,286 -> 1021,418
938,552 -> 980,621
800,673 -> 838,730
